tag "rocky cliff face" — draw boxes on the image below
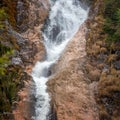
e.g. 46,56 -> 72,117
47,23 -> 99,120
1,0 -> 119,120
45,1 -> 99,120
0,0 -> 49,119
47,0 -> 120,120
12,0 -> 50,120
14,0 -> 120,119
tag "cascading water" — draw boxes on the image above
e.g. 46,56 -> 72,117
32,0 -> 89,120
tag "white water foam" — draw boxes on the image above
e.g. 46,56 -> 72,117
32,0 -> 89,119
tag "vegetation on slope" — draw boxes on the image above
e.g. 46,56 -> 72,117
99,1 -> 120,119
86,0 -> 120,120
0,0 -> 24,119
104,0 -> 120,43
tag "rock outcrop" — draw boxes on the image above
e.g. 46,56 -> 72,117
1,0 -> 119,119
47,24 -> 99,120
12,0 -> 50,120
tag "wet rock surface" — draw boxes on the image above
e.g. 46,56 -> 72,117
12,0 -> 49,119
47,24 -> 99,120
45,2 -> 119,119
10,0 -> 120,119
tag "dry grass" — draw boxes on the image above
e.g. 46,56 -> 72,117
99,110 -> 111,120
97,63 -> 104,69
100,47 -> 107,53
3,0 -> 17,28
86,1 -> 120,119
96,41 -> 103,46
107,54 -> 117,63
88,69 -> 101,81
97,71 -> 120,118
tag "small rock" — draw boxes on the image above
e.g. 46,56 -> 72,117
12,57 -> 23,65
114,61 -> 120,70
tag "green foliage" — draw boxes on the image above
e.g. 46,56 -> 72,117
0,8 -> 8,29
0,43 -> 14,75
116,9 -> 120,24
0,43 -> 17,115
0,2 -> 21,117
0,9 -> 7,20
0,66 -> 22,113
0,23 -> 4,29
103,0 -> 120,42
0,1 -> 26,120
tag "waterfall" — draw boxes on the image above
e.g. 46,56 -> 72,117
32,0 -> 89,119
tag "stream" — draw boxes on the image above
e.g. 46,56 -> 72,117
32,0 -> 89,120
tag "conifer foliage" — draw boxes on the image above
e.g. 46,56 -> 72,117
104,0 -> 120,42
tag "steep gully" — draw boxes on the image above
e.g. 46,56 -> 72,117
32,0 -> 90,120
13,0 -> 99,120
13,0 -> 49,119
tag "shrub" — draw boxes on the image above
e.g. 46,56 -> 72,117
103,0 -> 120,42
